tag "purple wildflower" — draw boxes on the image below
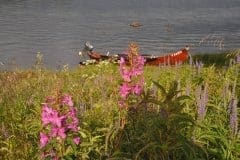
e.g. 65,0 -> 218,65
195,61 -> 203,75
196,84 -> 208,120
236,54 -> 240,63
228,98 -> 238,135
189,55 -> 193,66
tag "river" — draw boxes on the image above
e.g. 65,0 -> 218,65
0,0 -> 240,69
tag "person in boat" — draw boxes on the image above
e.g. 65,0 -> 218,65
78,41 -> 101,65
79,41 -> 121,64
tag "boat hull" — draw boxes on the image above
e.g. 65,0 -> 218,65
82,48 -> 189,66
144,49 -> 189,65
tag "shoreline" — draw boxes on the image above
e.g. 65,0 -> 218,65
0,49 -> 238,71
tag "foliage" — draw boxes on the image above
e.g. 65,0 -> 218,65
192,52 -> 230,66
0,56 -> 239,159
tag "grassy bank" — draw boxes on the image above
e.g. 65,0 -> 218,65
0,59 -> 240,159
193,52 -> 229,66
192,49 -> 239,66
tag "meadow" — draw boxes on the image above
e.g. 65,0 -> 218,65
0,48 -> 239,160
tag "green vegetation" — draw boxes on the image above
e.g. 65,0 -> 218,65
193,52 -> 229,66
0,55 -> 240,159
193,49 -> 240,66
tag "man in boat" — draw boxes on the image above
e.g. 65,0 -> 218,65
78,42 -> 118,65
78,41 -> 101,65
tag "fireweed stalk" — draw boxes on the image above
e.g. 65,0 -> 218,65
40,94 -> 80,160
119,42 -> 145,110
118,43 -> 145,128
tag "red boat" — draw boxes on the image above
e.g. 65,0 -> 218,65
142,48 -> 189,65
79,42 -> 189,66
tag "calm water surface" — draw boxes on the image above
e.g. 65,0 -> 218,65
0,0 -> 240,69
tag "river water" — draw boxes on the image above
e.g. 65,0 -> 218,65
0,0 -> 240,69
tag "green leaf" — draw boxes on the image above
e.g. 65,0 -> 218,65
145,98 -> 164,106
152,81 -> 166,95
175,95 -> 192,102
79,131 -> 87,139
64,146 -> 74,156
62,155 -> 74,160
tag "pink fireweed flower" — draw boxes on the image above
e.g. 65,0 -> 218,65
66,107 -> 79,131
51,126 -> 66,139
41,104 -> 58,126
40,132 -> 49,148
119,56 -> 145,80
132,56 -> 145,73
73,137 -> 81,145
119,57 -> 131,82
133,78 -> 144,95
68,106 -> 77,116
122,69 -> 131,82
42,104 -> 65,128
51,114 -> 66,128
61,94 -> 74,107
40,94 -> 80,159
120,82 -> 132,99
118,44 -> 145,111
119,56 -> 125,65
67,120 -> 78,131
132,84 -> 143,95
133,57 -> 144,76
131,68 -> 143,77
